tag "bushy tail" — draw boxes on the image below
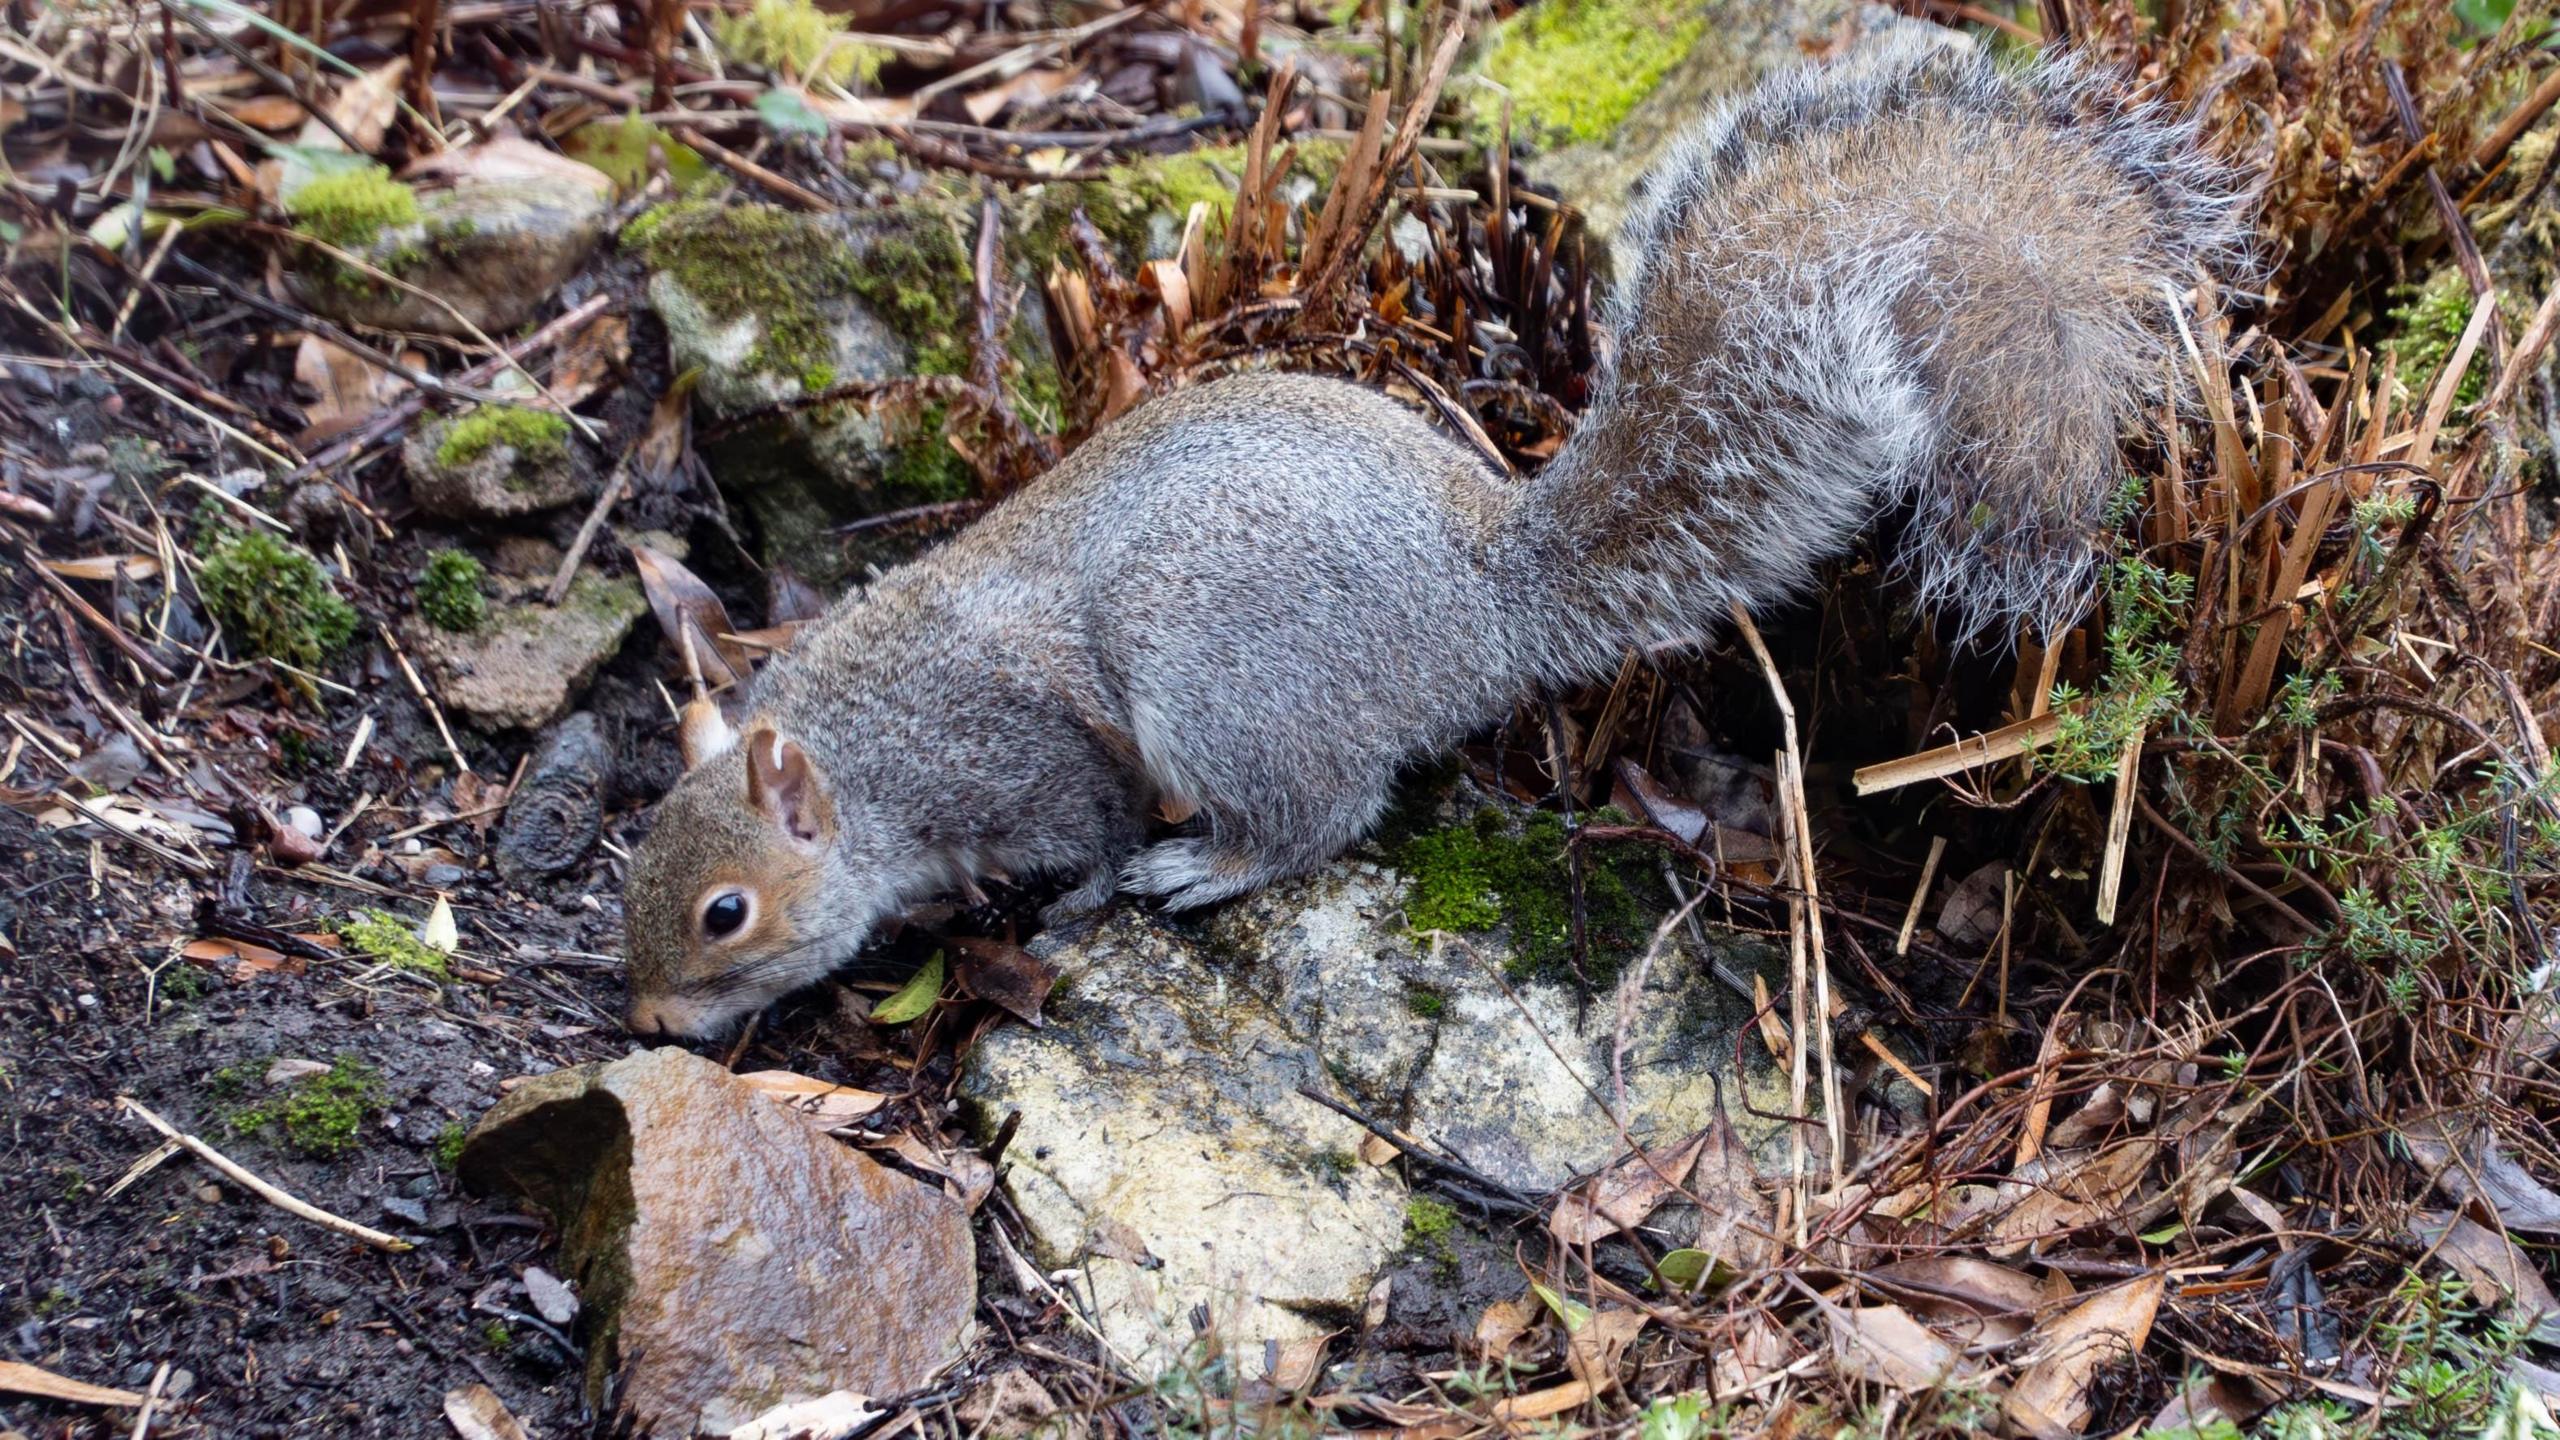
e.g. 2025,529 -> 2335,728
1507,17 -> 2256,671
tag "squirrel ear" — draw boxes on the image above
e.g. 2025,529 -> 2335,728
678,697 -> 736,770
744,727 -> 832,846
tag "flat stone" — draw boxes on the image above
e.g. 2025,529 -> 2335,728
414,576 -> 644,731
459,1048 -> 975,1435
493,711 -> 607,880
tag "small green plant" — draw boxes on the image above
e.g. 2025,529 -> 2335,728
714,0 -> 889,85
195,528 -> 360,670
1389,807 -> 1664,984
434,1122 -> 468,1172
480,1319 -> 513,1351
224,1056 -> 386,1158
2040,549 -> 2193,783
435,405 -> 568,468
2362,1271 -> 2531,1440
1404,985 -> 1447,1019
416,549 -> 486,632
336,909 -> 451,978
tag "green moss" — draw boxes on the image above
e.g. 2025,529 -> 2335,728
714,0 -> 889,85
223,1057 -> 386,1158
1405,1195 -> 1456,1244
840,210 -> 973,377
434,1122 -> 468,1172
436,405 -> 569,468
1404,986 -> 1448,1019
800,362 -> 837,393
417,549 -> 487,633
480,1320 -> 514,1351
1389,807 -> 1665,985
1477,0 -> 1706,145
195,528 -> 359,670
286,165 -> 420,249
633,201 -> 888,383
2386,268 -> 2492,409
879,403 -> 974,505
337,908 -> 451,978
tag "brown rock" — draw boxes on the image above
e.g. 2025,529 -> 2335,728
459,1048 -> 975,1436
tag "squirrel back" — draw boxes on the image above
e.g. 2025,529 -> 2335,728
1509,20 -> 2253,669
621,20 -> 2257,1037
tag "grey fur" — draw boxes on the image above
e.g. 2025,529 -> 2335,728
621,20 -> 2257,1035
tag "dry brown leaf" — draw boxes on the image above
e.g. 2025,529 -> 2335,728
43,554 -> 161,582
404,136 -> 613,198
950,936 -> 1057,1028
443,1382 -> 531,1440
221,93 -> 309,130
0,1359 -> 145,1408
2417,1211 -> 2560,1341
2003,1272 -> 2165,1439
1563,1306 -> 1647,1394
1692,1099 -> 1777,1274
2404,1115 -> 2560,1234
1473,1293 -> 1540,1360
1708,1312 -> 1798,1394
303,59 -> 407,155
1550,1129 -> 1707,1246
630,544 -> 748,687
737,1070 -> 888,1127
1265,1332 -> 1333,1394
1869,1256 -> 2051,1346
1987,1137 -> 2159,1253
294,333 -> 411,442
1488,1380 -> 1593,1423
546,314 -> 630,409
1825,1304 -> 1971,1391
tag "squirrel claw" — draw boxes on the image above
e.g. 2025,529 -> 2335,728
1121,838 -> 1272,911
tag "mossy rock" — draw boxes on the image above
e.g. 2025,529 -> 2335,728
404,405 -> 595,519
284,139 -> 613,337
633,144 -> 1341,586
414,575 -> 646,730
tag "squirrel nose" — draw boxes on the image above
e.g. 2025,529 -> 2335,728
624,998 -> 670,1039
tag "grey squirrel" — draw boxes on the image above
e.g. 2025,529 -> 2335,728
621,19 -> 2254,1038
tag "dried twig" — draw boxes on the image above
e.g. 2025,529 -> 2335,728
115,1097 -> 412,1252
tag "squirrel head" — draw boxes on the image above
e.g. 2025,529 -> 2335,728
621,711 -> 892,1038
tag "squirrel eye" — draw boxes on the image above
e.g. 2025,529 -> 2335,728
701,891 -> 750,940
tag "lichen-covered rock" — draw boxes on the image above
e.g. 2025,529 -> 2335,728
959,907 -> 1408,1375
630,145 -> 1336,586
959,791 -> 1804,1371
287,139 -> 612,337
413,575 -> 644,730
1479,0 -> 1868,252
458,1048 -> 975,1435
403,404 -> 595,519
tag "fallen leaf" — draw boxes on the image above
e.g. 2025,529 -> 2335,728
1265,1332 -> 1333,1394
631,543 -> 747,688
293,332 -> 410,442
1935,860 -> 2010,948
724,1390 -> 881,1440
1987,1137 -> 2159,1253
304,59 -> 407,155
2003,1272 -> 2165,1439
2416,1211 -> 2560,1342
1473,1293 -> 1540,1360
420,895 -> 459,955
0,1359 -> 145,1407
951,936 -> 1057,1027
1613,757 -> 1707,845
443,1382 -> 530,1440
42,554 -> 161,582
523,1266 -> 579,1327
1826,1304 -> 1970,1391
546,314 -> 630,409
1550,1129 -> 1707,1246
2404,1115 -> 2560,1234
403,136 -> 613,198
870,952 -> 946,1026
1692,1098 -> 1777,1275
738,1070 -> 889,1127
1869,1256 -> 2050,1346
1563,1306 -> 1647,1394
221,93 -> 309,130
1489,1380 -> 1593,1423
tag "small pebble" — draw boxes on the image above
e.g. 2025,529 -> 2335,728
285,805 -> 324,840
380,1195 -> 429,1227
195,1184 -> 222,1204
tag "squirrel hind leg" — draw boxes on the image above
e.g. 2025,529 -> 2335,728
1122,782 -> 1392,910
